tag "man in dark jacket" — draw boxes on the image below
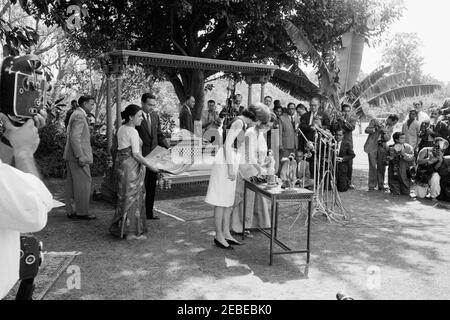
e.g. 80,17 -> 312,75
179,95 -> 195,133
334,129 -> 356,192
136,93 -> 170,220
299,97 -> 330,177
331,103 -> 357,189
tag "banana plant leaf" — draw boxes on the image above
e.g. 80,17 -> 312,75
367,84 -> 442,107
356,72 -> 407,102
283,20 -> 322,66
348,65 -> 392,100
336,31 -> 365,94
270,69 -> 321,101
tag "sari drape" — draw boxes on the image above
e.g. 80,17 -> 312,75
109,147 -> 147,238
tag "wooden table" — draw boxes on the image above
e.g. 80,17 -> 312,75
242,179 -> 315,266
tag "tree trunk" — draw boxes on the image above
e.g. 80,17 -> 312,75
191,69 -> 205,121
168,69 -> 205,121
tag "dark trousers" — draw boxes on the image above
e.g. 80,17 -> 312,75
347,159 -> 353,186
336,165 -> 349,192
144,169 -> 158,219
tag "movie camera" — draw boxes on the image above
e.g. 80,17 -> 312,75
0,55 -> 50,125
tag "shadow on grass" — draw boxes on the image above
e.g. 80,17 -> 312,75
38,167 -> 450,299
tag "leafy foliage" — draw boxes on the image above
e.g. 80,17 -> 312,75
21,0 -> 403,119
0,0 -> 40,56
382,32 -> 424,84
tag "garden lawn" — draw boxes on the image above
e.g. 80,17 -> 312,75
31,129 -> 450,300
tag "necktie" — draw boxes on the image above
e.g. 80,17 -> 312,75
146,113 -> 152,129
310,113 -> 316,126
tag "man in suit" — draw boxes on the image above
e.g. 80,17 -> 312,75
179,95 -> 195,133
299,97 -> 330,177
364,114 -> 399,191
331,103 -> 357,189
300,97 -> 331,140
136,93 -> 170,220
334,129 -> 356,192
64,96 -> 95,220
279,102 -> 299,158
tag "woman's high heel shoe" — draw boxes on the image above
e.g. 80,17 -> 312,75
214,239 -> 234,250
225,238 -> 243,246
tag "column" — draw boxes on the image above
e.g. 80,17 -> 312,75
115,72 -> 123,131
106,73 -> 113,158
247,82 -> 253,106
260,82 -> 266,103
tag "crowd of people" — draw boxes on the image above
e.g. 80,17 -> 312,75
35,91 -> 450,250
366,99 -> 450,203
180,95 -> 450,249
2,88 -> 450,297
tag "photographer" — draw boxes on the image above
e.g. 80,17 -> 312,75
414,137 -> 448,202
364,114 -> 399,191
0,111 -> 53,299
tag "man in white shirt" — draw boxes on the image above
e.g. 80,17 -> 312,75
414,101 -> 430,124
0,111 -> 53,299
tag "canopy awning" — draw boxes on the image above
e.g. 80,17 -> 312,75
99,50 -> 279,75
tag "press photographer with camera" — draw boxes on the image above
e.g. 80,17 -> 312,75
414,137 -> 448,202
0,110 -> 53,299
364,114 -> 399,192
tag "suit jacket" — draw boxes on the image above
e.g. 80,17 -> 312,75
136,111 -> 170,157
279,114 -> 299,150
331,115 -> 356,148
179,104 -> 194,133
64,108 -> 93,163
336,141 -> 355,165
299,111 -> 330,142
363,119 -> 394,154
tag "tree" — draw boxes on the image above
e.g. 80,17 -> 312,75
281,0 -> 404,109
382,32 -> 424,84
21,0 -> 404,118
20,0 -> 297,119
0,0 -> 39,56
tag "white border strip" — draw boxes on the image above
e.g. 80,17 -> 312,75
154,208 -> 186,222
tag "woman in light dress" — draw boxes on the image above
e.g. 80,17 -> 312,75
109,105 -> 160,241
205,103 -> 271,250
231,114 -> 277,236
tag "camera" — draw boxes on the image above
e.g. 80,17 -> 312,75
0,55 -> 50,124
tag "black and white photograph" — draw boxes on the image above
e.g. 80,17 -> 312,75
2,0 -> 450,304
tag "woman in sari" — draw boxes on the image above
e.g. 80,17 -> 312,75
110,104 -> 160,240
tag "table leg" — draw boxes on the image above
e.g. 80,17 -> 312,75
270,198 -> 276,266
306,199 -> 312,264
275,202 -> 279,240
242,184 -> 247,241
